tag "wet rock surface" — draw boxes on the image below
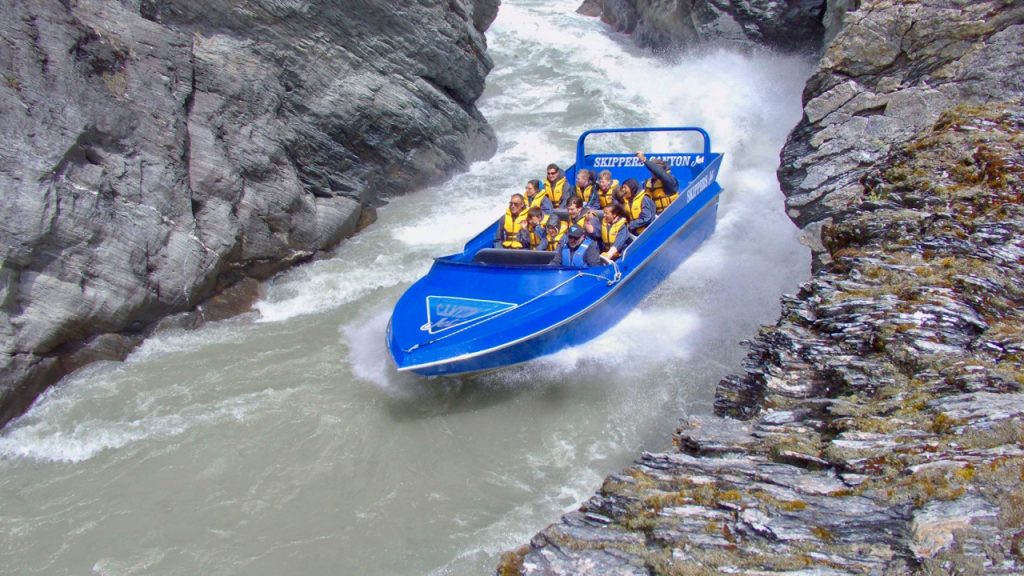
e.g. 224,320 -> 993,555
779,0 -> 1024,268
501,100 -> 1024,576
0,0 -> 499,427
501,1 -> 1024,574
576,0 -> 835,53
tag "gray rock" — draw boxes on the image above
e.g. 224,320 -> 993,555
578,0 -> 829,53
503,3 -> 1024,575
779,0 -> 1024,269
0,0 -> 500,427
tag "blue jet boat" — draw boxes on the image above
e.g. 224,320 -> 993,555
387,126 -> 723,375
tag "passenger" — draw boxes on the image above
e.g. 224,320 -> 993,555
573,169 -> 600,211
541,210 -> 567,236
542,163 -> 571,209
615,178 -> 655,236
596,170 -> 618,209
550,225 -> 602,267
543,215 -> 564,251
600,203 -> 631,261
565,195 -> 600,240
523,178 -> 553,214
637,152 -> 679,215
493,193 -> 528,249
523,207 -> 549,251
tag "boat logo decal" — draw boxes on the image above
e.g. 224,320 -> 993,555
685,164 -> 718,202
421,296 -> 517,334
590,154 -> 703,168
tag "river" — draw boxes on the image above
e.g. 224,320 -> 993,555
0,2 -> 812,574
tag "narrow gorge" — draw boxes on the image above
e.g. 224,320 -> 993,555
502,1 -> 1024,574
2,1 -> 1022,575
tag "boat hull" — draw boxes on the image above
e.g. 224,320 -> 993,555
389,190 -> 719,376
386,126 -> 723,376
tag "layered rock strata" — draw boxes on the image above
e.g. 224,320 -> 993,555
499,1 -> 1024,574
500,99 -> 1024,576
0,0 -> 499,427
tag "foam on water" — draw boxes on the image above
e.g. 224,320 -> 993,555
126,317 -> 253,363
0,385 -> 294,463
255,250 -> 431,324
0,2 -> 813,575
536,307 -> 700,373
339,303 -> 415,394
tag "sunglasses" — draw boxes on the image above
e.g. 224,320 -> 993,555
509,202 -> 523,207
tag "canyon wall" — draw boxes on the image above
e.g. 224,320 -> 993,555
0,0 -> 500,427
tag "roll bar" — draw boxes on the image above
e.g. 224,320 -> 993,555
574,126 -> 712,168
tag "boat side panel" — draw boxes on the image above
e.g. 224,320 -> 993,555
388,263 -> 611,361
406,194 -> 719,375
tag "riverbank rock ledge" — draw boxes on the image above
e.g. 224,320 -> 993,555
0,0 -> 500,427
499,1 -> 1024,574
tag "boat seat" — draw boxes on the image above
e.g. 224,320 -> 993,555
473,248 -> 553,266
551,209 -> 570,221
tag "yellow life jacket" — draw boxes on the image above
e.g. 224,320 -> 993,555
601,217 -> 628,251
502,209 -> 528,249
577,183 -> 596,206
598,180 -> 618,209
525,190 -> 549,211
541,214 -> 568,233
626,191 -> 650,234
527,224 -> 543,250
646,174 -> 678,215
544,229 -> 564,251
544,176 -> 568,206
567,212 -> 588,229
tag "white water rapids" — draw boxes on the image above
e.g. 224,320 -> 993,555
0,2 -> 812,574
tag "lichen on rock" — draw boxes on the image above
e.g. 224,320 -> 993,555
500,1 -> 1024,573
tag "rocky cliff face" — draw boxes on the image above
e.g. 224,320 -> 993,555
499,1 -> 1024,574
0,0 -> 499,427
577,0 -> 832,53
780,0 -> 1024,268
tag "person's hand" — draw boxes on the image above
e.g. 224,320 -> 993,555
635,151 -> 646,163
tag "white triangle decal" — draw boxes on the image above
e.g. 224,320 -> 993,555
421,296 -> 517,334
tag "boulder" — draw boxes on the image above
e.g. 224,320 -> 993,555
0,0 -> 500,427
778,0 -> 1024,269
577,0 -> 832,53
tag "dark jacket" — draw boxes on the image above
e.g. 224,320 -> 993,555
643,159 -> 679,196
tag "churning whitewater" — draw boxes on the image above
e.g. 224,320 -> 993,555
0,1 -> 812,574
